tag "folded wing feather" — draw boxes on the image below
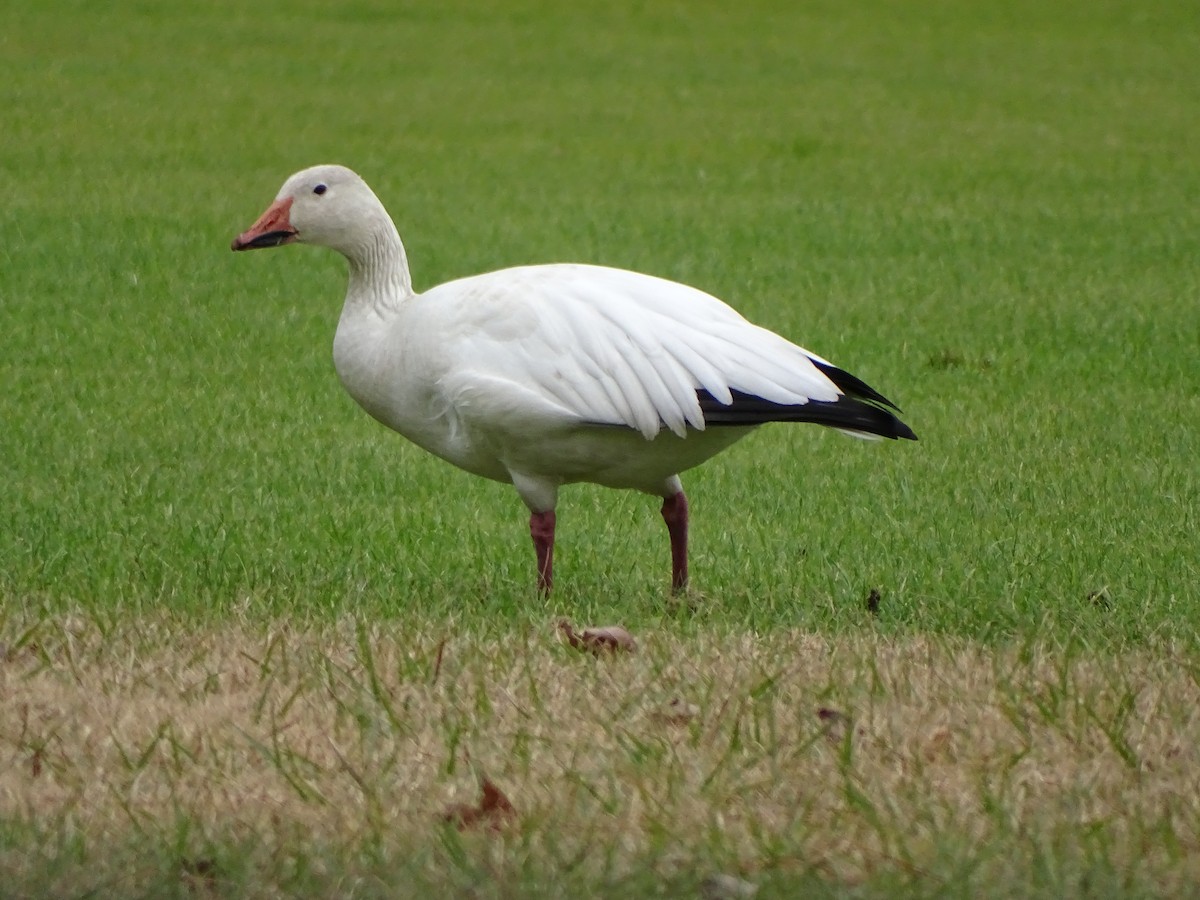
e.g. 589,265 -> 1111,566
431,263 -> 845,440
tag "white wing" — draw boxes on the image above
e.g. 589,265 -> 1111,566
421,264 -> 842,441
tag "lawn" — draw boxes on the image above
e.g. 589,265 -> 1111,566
2,0 -> 1199,895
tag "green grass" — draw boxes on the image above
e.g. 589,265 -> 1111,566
4,0 -> 1196,636
2,0 -> 1200,894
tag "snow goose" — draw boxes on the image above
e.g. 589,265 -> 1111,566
232,164 -> 916,593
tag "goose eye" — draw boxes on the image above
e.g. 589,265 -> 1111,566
313,184 -> 328,196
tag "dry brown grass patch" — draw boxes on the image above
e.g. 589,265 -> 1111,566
2,616 -> 1199,896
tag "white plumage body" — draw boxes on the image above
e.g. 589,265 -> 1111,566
332,262 -> 841,510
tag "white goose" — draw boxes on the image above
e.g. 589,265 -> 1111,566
232,165 -> 915,593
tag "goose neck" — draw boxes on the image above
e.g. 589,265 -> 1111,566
345,221 -> 414,313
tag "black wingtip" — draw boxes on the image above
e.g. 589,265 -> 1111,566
812,359 -> 916,439
697,357 -> 917,440
698,388 -> 916,440
810,359 -> 902,412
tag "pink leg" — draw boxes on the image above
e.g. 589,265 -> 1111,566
660,491 -> 689,592
530,510 -> 556,594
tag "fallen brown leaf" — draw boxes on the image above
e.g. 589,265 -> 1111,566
558,620 -> 637,654
441,776 -> 516,832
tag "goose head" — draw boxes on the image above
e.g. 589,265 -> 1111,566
231,164 -> 390,258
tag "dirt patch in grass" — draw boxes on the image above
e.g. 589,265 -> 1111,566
2,616 -> 1199,897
